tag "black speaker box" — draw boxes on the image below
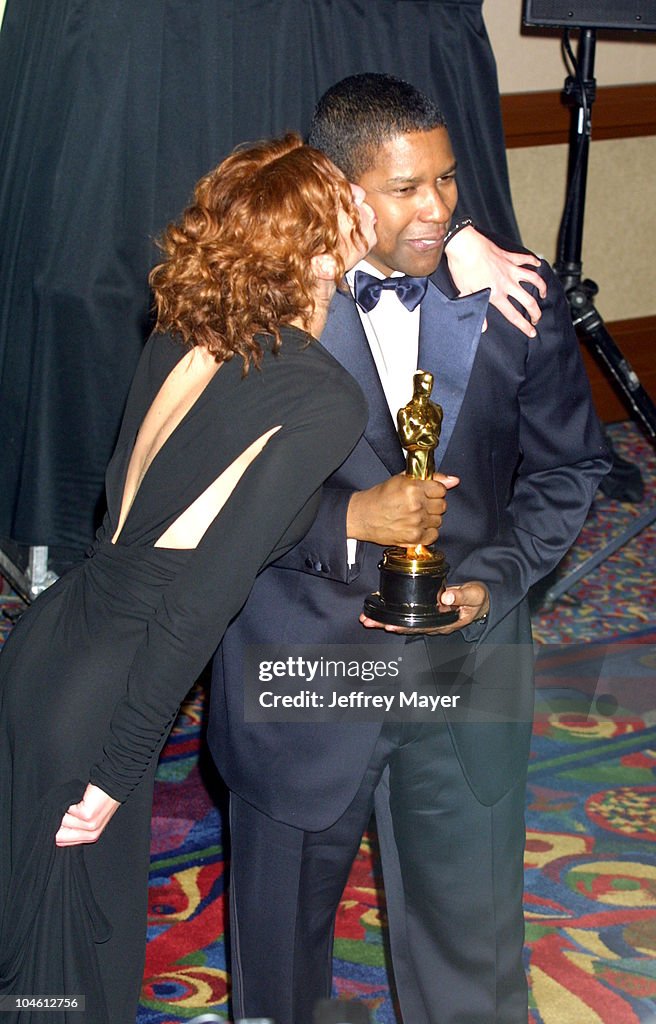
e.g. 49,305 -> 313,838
523,1 -> 656,32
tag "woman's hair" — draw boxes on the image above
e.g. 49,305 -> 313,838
150,133 -> 364,368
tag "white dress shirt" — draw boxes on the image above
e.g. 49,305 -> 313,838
344,259 -> 423,564
345,259 -> 420,418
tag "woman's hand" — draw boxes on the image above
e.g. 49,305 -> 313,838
445,226 -> 547,338
55,783 -> 121,846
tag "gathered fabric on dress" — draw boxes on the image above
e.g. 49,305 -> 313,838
0,327 -> 366,1023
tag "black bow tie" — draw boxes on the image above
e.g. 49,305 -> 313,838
354,270 -> 429,313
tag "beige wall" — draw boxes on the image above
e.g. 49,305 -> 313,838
485,1 -> 656,92
508,137 -> 656,320
485,1 -> 656,321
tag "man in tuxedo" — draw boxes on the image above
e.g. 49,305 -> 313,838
209,74 -> 610,1024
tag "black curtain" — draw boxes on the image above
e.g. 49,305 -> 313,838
0,0 -> 519,552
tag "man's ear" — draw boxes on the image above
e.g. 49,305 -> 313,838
310,253 -> 338,280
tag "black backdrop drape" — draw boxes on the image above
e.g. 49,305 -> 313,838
0,0 -> 519,552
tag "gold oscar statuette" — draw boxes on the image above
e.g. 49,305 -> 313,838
363,370 -> 458,628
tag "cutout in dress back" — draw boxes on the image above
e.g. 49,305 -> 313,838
154,425 -> 281,549
112,346 -> 223,546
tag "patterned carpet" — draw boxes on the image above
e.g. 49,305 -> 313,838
531,422 -> 656,645
139,642 -> 656,1024
1,421 -> 654,1023
526,634 -> 656,1024
138,421 -> 656,1023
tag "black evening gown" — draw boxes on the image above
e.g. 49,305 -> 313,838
0,326 -> 366,1024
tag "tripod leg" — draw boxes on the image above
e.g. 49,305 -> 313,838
571,286 -> 656,441
544,503 -> 656,606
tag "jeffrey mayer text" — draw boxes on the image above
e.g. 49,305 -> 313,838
259,690 -> 460,712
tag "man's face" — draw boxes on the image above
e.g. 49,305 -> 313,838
356,127 -> 458,278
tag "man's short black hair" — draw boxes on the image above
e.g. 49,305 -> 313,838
308,73 -> 447,180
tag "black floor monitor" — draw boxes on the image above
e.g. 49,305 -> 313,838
523,1 -> 656,32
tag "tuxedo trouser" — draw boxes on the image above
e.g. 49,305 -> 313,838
228,640 -> 528,1024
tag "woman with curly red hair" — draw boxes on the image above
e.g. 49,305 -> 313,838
0,133 -> 376,1023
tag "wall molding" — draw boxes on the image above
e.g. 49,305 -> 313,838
579,315 -> 656,423
501,83 -> 656,148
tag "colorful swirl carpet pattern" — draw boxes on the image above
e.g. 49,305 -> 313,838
531,422 -> 656,645
139,643 -> 656,1024
137,423 -> 656,1024
1,422 -> 654,1023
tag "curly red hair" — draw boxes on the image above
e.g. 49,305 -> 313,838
149,133 -> 364,369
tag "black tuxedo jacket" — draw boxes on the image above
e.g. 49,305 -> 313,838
209,257 -> 610,830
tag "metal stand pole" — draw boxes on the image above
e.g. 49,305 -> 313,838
545,29 -> 656,606
0,542 -> 57,604
555,29 -> 656,440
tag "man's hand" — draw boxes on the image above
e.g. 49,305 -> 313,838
55,783 -> 121,846
360,581 -> 489,635
347,473 -> 459,548
445,226 -> 547,338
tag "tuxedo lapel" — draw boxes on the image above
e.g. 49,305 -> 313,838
321,290 -> 405,474
321,271 -> 489,477
418,267 -> 489,469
